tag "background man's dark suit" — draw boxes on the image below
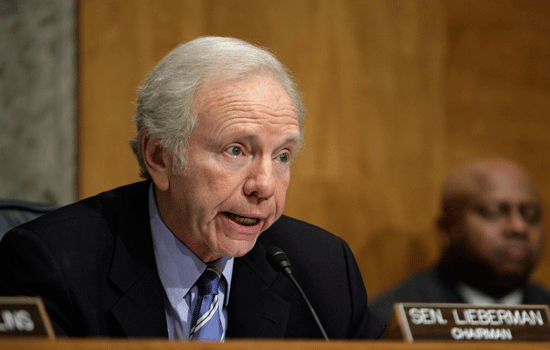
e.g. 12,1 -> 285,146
370,264 -> 550,324
0,181 -> 384,339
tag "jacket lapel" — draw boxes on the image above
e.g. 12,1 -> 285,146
107,182 -> 168,337
227,240 -> 290,338
103,182 -> 291,338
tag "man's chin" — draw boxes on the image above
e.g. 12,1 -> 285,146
218,238 -> 258,258
497,260 -> 535,278
487,265 -> 531,290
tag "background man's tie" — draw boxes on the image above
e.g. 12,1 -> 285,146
189,266 -> 224,341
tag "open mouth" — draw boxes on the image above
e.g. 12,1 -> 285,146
223,212 -> 260,226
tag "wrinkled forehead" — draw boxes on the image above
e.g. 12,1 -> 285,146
197,70 -> 284,99
195,72 -> 294,110
192,72 -> 301,143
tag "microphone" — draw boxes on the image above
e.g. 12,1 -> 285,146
266,246 -> 329,341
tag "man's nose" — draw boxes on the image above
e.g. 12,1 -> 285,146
243,157 -> 276,202
505,208 -> 529,237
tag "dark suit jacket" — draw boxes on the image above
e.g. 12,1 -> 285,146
369,264 -> 550,324
0,181 -> 384,339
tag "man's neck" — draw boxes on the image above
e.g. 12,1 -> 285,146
438,257 -> 527,299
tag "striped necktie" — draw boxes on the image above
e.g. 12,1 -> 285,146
189,266 -> 224,341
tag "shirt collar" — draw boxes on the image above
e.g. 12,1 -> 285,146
457,282 -> 523,305
148,184 -> 234,309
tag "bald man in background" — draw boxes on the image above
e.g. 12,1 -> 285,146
369,158 -> 550,324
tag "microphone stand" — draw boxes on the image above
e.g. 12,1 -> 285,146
266,246 -> 329,341
285,270 -> 329,341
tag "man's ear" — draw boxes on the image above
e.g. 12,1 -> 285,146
143,137 -> 170,191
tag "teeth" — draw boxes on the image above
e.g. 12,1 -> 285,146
226,213 -> 259,226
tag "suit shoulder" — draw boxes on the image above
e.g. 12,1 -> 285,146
265,215 -> 338,238
2,181 -> 149,256
368,269 -> 437,324
16,182 -> 147,232
0,182 -> 150,278
526,282 -> 550,305
372,269 -> 435,304
370,269 -> 438,310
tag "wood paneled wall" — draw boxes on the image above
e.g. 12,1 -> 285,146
78,0 -> 550,298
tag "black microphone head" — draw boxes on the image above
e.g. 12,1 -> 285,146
266,246 -> 292,275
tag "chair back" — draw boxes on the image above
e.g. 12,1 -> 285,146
0,200 -> 58,241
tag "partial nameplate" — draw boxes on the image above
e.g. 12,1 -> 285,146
385,302 -> 550,342
0,296 -> 55,339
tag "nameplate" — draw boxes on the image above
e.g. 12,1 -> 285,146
385,302 -> 550,342
0,297 -> 55,339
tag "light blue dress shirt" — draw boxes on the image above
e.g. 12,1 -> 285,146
148,185 -> 234,339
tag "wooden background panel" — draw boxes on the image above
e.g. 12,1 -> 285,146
78,0 -> 550,299
79,1 -> 143,197
283,0 -> 446,296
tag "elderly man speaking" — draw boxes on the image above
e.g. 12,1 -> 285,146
0,37 -> 384,340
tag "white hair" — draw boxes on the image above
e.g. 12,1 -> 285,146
129,36 -> 304,178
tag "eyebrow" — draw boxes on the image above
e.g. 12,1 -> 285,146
477,199 -> 542,209
231,132 -> 301,148
281,134 -> 301,147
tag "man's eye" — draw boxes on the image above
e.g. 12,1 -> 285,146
521,204 -> 542,225
278,153 -> 290,163
226,146 -> 242,156
475,205 -> 503,220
